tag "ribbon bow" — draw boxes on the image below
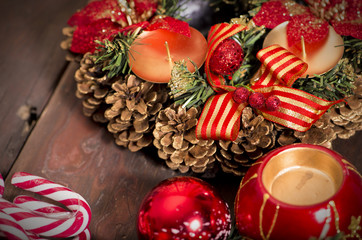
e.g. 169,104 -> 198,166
196,23 -> 343,141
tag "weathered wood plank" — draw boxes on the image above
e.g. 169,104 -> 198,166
0,0 -> 88,177
2,62 -> 185,239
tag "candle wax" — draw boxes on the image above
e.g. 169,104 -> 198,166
128,27 -> 208,83
270,166 -> 336,206
263,21 -> 344,77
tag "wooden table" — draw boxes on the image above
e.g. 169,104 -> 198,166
1,1 -> 361,239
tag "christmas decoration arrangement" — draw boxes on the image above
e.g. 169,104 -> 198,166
61,0 -> 361,177
60,1 -> 362,237
0,172 -> 91,239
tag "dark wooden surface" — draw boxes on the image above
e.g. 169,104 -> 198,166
0,1 -> 361,240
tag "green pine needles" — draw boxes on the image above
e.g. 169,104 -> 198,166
169,60 -> 215,109
293,37 -> 360,101
93,27 -> 141,79
230,16 -> 266,87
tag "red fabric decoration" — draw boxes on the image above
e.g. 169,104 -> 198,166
67,0 -> 159,54
146,16 -> 191,37
252,1 -> 291,29
67,0 -> 126,26
70,19 -> 124,54
133,0 -> 158,16
286,14 -> 329,47
254,0 -> 362,40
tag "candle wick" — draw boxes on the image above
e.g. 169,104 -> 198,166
301,36 -> 307,61
164,41 -> 173,67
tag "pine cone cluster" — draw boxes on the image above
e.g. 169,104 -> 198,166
215,107 -> 278,176
75,52 -> 114,123
105,75 -> 168,152
153,104 -> 217,173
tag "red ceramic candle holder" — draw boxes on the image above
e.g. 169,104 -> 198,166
235,143 -> 362,239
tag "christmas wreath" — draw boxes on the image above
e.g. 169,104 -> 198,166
61,0 -> 361,177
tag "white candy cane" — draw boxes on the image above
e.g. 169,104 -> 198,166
13,195 -> 91,240
0,174 -> 4,197
0,172 -> 91,238
0,209 -> 30,240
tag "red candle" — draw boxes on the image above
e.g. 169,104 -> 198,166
263,22 -> 344,77
128,27 -> 208,83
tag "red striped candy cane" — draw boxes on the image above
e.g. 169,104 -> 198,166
0,172 -> 91,238
0,209 -> 30,240
0,174 -> 4,197
13,195 -> 90,240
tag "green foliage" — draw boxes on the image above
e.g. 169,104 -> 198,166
93,28 -> 141,79
342,37 -> 362,73
169,60 -> 215,109
230,17 -> 267,87
293,64 -> 355,101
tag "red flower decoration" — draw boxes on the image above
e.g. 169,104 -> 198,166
146,16 -> 191,37
68,0 -> 127,26
287,14 -> 329,47
133,0 -> 158,16
253,1 -> 292,29
70,19 -> 124,54
253,0 -> 362,46
67,0 -> 158,54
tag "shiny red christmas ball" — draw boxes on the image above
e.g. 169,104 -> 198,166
137,176 -> 231,240
209,38 -> 243,75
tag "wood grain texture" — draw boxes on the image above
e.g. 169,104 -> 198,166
2,62 -> 183,239
0,0 -> 88,177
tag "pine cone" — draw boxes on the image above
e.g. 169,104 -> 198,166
74,52 -> 115,123
294,75 -> 362,147
153,104 -> 217,173
216,107 -> 277,176
105,74 -> 168,152
329,75 -> 362,139
60,26 -> 82,62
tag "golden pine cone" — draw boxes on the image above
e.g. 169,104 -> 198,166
74,52 -> 115,123
153,104 -> 217,173
105,74 -> 168,152
216,107 -> 278,176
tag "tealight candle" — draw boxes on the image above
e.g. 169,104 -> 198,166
234,144 -> 362,239
263,21 -> 344,77
128,27 -> 208,83
261,147 -> 343,206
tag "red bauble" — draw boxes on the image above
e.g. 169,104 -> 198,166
137,176 -> 231,240
248,92 -> 265,109
265,95 -> 281,111
233,87 -> 250,104
209,38 -> 243,76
